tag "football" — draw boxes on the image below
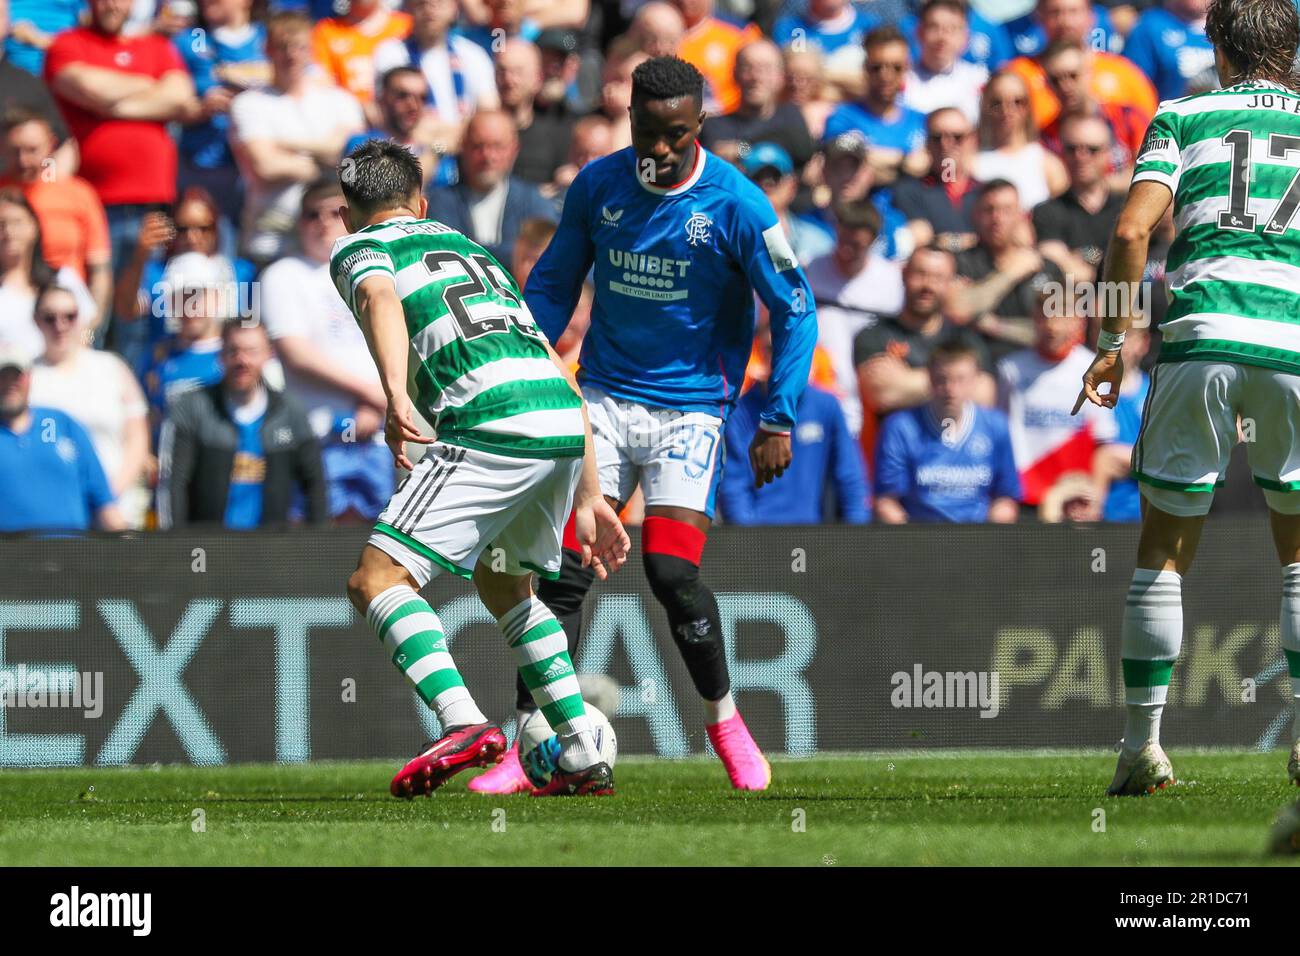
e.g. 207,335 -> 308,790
518,704 -> 618,789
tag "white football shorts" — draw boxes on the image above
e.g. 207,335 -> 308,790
582,385 -> 725,518
368,442 -> 582,586
1133,361 -> 1300,517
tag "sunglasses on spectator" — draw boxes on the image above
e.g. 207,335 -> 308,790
1062,142 -> 1106,155
176,221 -> 216,234
867,62 -> 907,73
37,309 -> 78,326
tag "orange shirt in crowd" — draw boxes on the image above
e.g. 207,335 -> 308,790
1007,51 -> 1157,133
312,8 -> 412,101
0,175 -> 110,281
678,16 -> 762,115
742,340 -> 838,395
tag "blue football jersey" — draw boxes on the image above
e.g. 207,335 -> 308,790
1121,8 -> 1215,102
874,403 -> 1022,523
524,145 -> 817,430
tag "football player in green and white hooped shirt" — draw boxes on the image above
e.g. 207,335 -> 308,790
335,140 -> 631,798
1075,0 -> 1300,798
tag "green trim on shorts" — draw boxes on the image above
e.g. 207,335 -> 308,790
1254,476 -> 1300,492
1131,469 -> 1223,493
521,561 -> 562,581
372,522 -> 473,580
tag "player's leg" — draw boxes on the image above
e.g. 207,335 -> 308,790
478,387 -> 634,791
473,510 -> 607,793
1110,362 -> 1238,795
640,406 -> 769,790
346,544 -> 504,798
472,455 -> 614,796
1267,508 -> 1300,785
1248,365 -> 1300,784
353,444 -> 556,797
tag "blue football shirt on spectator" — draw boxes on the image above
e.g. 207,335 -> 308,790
1104,372 -> 1148,523
144,337 -> 224,428
4,0 -> 83,75
823,101 -> 927,157
1005,3 -> 1120,57
0,407 -> 114,532
874,403 -> 1022,523
135,256 -> 256,377
900,6 -> 1015,72
720,384 -> 869,525
772,8 -> 880,55
175,23 -> 269,172
1122,6 -> 1215,101
224,409 -> 266,530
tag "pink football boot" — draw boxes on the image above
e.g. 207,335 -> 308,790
467,740 -> 535,794
706,713 -> 771,791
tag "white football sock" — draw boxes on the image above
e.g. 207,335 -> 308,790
704,691 -> 737,725
1121,568 -> 1182,756
1281,564 -> 1300,744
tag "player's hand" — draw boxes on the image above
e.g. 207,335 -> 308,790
384,399 -> 433,471
749,428 -> 793,488
1072,350 -> 1124,414
573,495 -> 630,581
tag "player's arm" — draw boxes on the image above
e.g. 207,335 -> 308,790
1072,180 -> 1171,413
1076,109 -> 1180,413
522,167 -> 595,342
352,274 -> 433,471
540,338 -> 630,579
739,214 -> 818,488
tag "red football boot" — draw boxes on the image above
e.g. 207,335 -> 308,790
390,723 -> 507,798
531,761 -> 615,797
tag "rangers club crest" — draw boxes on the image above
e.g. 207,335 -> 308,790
684,212 -> 713,247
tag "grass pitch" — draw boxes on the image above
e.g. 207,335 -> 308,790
1,752 -> 1296,866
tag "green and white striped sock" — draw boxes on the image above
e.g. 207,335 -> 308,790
1121,568 -> 1182,755
366,585 -> 486,729
1281,564 -> 1300,744
499,597 -> 598,771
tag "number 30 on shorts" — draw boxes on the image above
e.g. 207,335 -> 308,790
666,424 -> 718,480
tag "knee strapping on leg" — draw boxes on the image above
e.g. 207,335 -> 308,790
642,516 -> 729,700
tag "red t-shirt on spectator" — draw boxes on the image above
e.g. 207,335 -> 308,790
44,27 -> 186,207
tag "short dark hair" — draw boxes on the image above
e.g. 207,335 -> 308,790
0,106 -> 52,136
338,140 -> 423,218
517,217 -> 558,249
379,64 -> 426,94
833,198 -> 882,237
863,24 -> 909,53
221,317 -> 270,343
928,340 -> 980,370
976,178 -> 1019,204
301,173 -> 344,218
1207,0 -> 1300,89
920,0 -> 967,24
631,55 -> 705,109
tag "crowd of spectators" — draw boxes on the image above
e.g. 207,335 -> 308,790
0,0 -> 1262,533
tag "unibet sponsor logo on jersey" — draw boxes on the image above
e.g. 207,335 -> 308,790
608,249 -> 692,301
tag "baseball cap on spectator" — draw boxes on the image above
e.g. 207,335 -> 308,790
825,130 -> 869,162
742,142 -> 794,179
0,345 -> 33,374
536,28 -> 580,55
162,252 -> 234,294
